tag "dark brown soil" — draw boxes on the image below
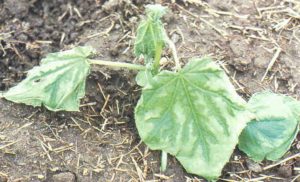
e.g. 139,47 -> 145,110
1,0 -> 300,181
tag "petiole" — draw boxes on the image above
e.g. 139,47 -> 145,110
88,59 -> 146,71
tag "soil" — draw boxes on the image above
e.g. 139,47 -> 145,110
0,0 -> 300,181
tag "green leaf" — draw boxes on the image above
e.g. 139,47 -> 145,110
3,46 -> 95,111
135,69 -> 153,87
135,57 -> 252,179
134,4 -> 167,63
239,91 -> 300,162
145,4 -> 167,20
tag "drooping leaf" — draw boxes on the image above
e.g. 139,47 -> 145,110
134,4 -> 167,63
3,46 -> 95,111
239,91 -> 300,162
135,57 -> 252,180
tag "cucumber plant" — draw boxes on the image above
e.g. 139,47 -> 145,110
1,4 -> 300,181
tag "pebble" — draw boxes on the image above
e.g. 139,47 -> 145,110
171,33 -> 180,44
52,172 -> 75,182
253,48 -> 272,69
229,38 -> 249,57
245,159 -> 262,173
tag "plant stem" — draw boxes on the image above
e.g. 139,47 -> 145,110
166,38 -> 181,71
88,59 -> 146,71
153,42 -> 163,75
160,151 -> 168,172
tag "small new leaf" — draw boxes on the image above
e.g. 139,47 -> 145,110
135,69 -> 153,87
135,57 -> 252,180
3,46 -> 95,111
239,91 -> 300,162
134,4 -> 167,63
145,4 -> 167,20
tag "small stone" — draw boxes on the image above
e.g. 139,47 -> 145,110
234,155 -> 241,161
229,38 -> 249,57
253,57 -> 269,68
253,48 -> 272,69
245,159 -> 262,173
232,58 -> 251,71
254,54 -> 271,68
160,57 -> 169,66
114,24 -> 121,30
52,172 -> 75,182
278,165 -> 292,178
239,58 -> 252,66
171,33 -> 180,44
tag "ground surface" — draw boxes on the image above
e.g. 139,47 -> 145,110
0,0 -> 300,181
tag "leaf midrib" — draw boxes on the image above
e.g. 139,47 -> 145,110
179,76 -> 210,161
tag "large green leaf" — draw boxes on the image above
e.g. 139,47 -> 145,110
134,4 -> 167,63
239,91 -> 300,162
135,57 -> 252,179
3,46 -> 95,111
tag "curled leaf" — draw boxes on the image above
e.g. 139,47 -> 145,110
239,91 -> 300,162
134,4 -> 167,63
3,46 -> 95,111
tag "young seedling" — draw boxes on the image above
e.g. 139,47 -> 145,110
1,4 -> 300,181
